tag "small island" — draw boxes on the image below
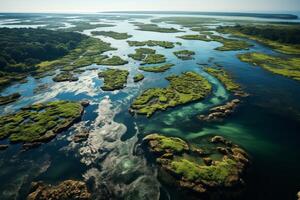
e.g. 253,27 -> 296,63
91,31 -> 132,40
130,71 -> 212,117
52,71 -> 79,82
0,101 -> 84,145
127,40 -> 175,48
142,134 -> 250,195
173,50 -> 195,60
134,22 -> 183,33
128,48 -> 156,61
133,73 -> 145,82
98,55 -> 128,66
98,68 -> 129,91
139,63 -> 174,73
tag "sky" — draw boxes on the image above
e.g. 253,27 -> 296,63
0,0 -> 299,13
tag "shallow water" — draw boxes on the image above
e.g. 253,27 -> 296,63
0,13 -> 299,200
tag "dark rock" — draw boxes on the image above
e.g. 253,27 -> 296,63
22,142 -> 42,151
0,144 -> 8,150
27,180 -> 91,200
80,100 -> 90,107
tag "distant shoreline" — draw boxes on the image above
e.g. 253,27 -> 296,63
102,11 -> 298,20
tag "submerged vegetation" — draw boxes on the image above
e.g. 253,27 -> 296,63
130,71 -> 212,117
127,40 -> 175,48
0,101 -> 83,144
91,31 -> 132,40
98,68 -> 129,91
173,50 -> 195,60
139,63 -> 174,73
238,52 -> 300,81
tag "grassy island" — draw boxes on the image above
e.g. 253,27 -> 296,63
217,25 -> 300,55
98,68 -> 129,91
63,21 -> 115,32
238,52 -> 300,81
173,50 -> 195,60
142,134 -> 250,194
91,31 -> 132,40
139,64 -> 174,73
53,71 -> 79,82
130,71 -> 212,117
133,74 -> 145,82
203,67 -> 241,92
127,40 -> 175,48
0,93 -> 21,106
128,48 -> 156,61
0,101 -> 84,144
178,34 -> 251,51
98,56 -> 128,66
134,22 -> 182,33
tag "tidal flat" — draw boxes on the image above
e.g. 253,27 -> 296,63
0,13 -> 300,200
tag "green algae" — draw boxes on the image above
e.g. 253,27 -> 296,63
131,71 -> 212,117
98,68 -> 129,91
139,64 -> 174,73
0,101 -> 83,143
238,52 -> 300,81
91,31 -> 132,40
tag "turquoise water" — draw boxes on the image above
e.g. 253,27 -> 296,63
0,13 -> 300,200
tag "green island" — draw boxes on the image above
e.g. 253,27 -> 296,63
173,50 -> 195,60
134,22 -> 182,33
203,67 -> 241,92
98,56 -> 128,66
0,93 -> 21,106
127,40 -> 175,48
98,68 -> 129,91
52,71 -> 79,82
0,101 -> 84,144
238,52 -> 300,81
130,71 -> 212,117
178,34 -> 251,51
133,73 -> 145,82
152,17 -> 219,27
63,21 -> 115,32
139,63 -> 174,73
128,48 -> 156,61
142,134 -> 250,194
91,31 -> 132,40
142,54 -> 166,65
217,24 -> 300,55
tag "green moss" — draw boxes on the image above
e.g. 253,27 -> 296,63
52,72 -> 78,82
131,71 -> 212,117
139,64 -> 174,73
0,93 -> 21,106
0,101 -> 83,143
98,68 -> 129,91
133,74 -> 144,82
173,50 -> 195,60
238,52 -> 300,81
203,67 -> 241,92
171,158 -> 238,183
98,56 -> 128,66
127,40 -> 175,49
144,133 -> 189,153
134,23 -> 182,33
91,31 -> 132,40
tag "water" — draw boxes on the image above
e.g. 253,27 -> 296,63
0,13 -> 300,200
